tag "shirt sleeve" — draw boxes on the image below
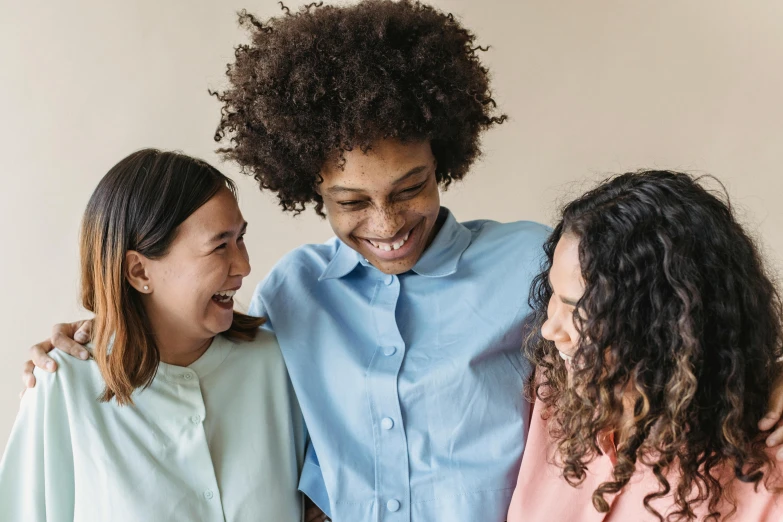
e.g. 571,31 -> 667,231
298,440 -> 331,518
0,369 -> 75,522
249,278 -> 274,334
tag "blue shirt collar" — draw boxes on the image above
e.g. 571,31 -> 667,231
319,207 -> 471,280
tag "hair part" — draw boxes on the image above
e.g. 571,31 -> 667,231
211,0 -> 506,216
525,170 -> 783,521
80,149 -> 264,405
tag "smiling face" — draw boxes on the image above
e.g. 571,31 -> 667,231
141,187 -> 250,346
318,138 -> 442,275
541,233 -> 585,360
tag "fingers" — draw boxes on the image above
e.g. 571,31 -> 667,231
30,340 -> 58,372
74,320 -> 92,344
304,509 -> 329,522
760,374 -> 783,432
50,321 -> 90,361
304,504 -> 330,522
759,412 -> 781,432
765,422 -> 783,458
20,360 -> 36,395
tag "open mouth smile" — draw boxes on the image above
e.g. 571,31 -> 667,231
359,221 -> 421,261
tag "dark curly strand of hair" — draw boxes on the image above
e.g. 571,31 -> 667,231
211,0 -> 506,215
525,171 -> 783,522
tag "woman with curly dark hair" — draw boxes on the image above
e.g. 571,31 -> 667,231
508,171 -> 783,521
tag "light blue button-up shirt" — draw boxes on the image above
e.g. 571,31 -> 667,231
250,208 -> 549,522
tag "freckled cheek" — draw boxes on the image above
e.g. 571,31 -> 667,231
335,214 -> 366,241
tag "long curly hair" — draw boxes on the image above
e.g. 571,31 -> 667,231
211,0 -> 506,215
525,170 -> 783,521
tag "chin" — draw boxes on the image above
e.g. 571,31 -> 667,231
205,317 -> 234,336
370,253 -> 420,275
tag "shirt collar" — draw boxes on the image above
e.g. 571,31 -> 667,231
318,239 -> 365,281
156,334 -> 233,382
411,207 -> 471,277
319,207 -> 471,281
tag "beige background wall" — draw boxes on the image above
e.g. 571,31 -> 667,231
0,0 -> 781,450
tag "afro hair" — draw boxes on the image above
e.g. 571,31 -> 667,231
212,0 -> 506,215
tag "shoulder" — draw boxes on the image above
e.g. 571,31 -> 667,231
251,237 -> 342,303
224,328 -> 279,351
30,350 -> 103,403
220,330 -> 284,366
270,237 -> 342,279
461,218 -> 551,267
464,219 -> 551,247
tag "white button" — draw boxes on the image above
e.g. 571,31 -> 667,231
203,489 -> 214,500
191,415 -> 201,425
384,274 -> 394,285
387,499 -> 400,512
381,417 -> 394,430
383,346 -> 397,356
182,372 -> 193,380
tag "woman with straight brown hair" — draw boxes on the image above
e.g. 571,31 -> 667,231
0,149 -> 306,521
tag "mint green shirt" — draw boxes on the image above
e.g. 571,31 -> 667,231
0,331 -> 305,522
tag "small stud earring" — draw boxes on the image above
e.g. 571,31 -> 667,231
143,285 -> 149,291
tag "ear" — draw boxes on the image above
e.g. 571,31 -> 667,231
125,251 -> 152,293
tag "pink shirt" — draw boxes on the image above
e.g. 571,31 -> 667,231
507,396 -> 783,522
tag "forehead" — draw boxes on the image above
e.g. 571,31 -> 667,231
178,187 -> 243,236
551,233 -> 584,292
320,138 -> 434,191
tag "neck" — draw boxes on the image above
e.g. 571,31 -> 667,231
146,305 -> 214,366
145,312 -> 214,367
156,335 -> 213,367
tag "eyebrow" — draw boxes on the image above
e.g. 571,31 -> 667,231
326,165 -> 429,195
560,295 -> 580,307
548,275 -> 581,306
207,221 -> 247,243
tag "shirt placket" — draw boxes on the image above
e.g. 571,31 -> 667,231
368,271 -> 411,521
169,370 -> 227,521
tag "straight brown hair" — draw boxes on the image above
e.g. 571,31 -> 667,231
80,149 -> 265,405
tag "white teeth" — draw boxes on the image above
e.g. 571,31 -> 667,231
369,230 -> 411,252
213,290 -> 237,300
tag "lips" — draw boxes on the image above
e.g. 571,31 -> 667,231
358,221 -> 422,261
212,289 -> 236,303
211,286 -> 240,310
367,230 -> 411,251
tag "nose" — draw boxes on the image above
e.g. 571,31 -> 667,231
367,204 -> 405,239
230,243 -> 251,278
541,314 -> 571,344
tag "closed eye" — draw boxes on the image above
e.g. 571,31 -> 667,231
338,200 -> 369,209
398,182 -> 426,197
403,182 -> 425,193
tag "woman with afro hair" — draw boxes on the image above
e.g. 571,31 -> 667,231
23,2 -> 783,521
